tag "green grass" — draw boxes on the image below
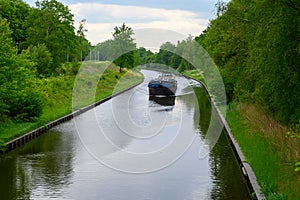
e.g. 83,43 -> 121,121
226,103 -> 300,200
182,69 -> 206,83
0,62 -> 143,149
183,72 -> 300,200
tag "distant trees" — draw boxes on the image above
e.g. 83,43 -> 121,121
135,47 -> 154,66
77,19 -> 90,61
111,23 -> 137,72
94,23 -> 138,71
150,37 -> 204,72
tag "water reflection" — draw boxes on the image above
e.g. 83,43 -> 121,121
209,132 -> 251,200
0,126 -> 75,199
149,95 -> 176,107
178,84 -> 251,199
0,70 -> 251,199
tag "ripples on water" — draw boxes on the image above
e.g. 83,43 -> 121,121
0,70 -> 251,200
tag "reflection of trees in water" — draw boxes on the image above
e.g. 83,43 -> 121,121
209,132 -> 251,200
0,156 -> 18,200
178,86 -> 211,135
179,86 -> 251,199
176,89 -> 195,113
0,129 -> 75,199
193,87 -> 212,135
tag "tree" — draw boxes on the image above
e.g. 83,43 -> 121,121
197,0 -> 300,125
95,39 -> 115,61
0,0 -> 30,48
156,42 -> 177,67
111,23 -> 137,72
0,17 -> 43,121
20,44 -> 53,76
135,47 -> 154,66
25,0 -> 80,74
77,19 -> 90,61
0,18 -> 16,66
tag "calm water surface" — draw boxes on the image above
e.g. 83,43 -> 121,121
0,70 -> 251,200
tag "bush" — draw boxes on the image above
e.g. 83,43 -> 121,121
4,87 -> 44,121
56,62 -> 81,76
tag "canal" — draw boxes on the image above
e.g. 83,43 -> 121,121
0,70 -> 252,199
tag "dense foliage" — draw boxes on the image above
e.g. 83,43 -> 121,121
128,0 -> 299,127
94,23 -> 139,71
0,0 -> 91,121
0,0 -> 91,77
197,0 -> 300,126
0,17 -> 43,121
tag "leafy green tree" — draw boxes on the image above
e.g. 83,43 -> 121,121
0,18 -> 16,66
25,0 -> 80,74
178,35 -> 196,71
0,17 -> 43,121
94,39 -> 115,61
20,44 -> 53,76
0,17 -> 15,118
135,47 -> 154,66
197,0 -> 300,125
0,0 -> 30,47
155,42 -> 176,67
111,23 -> 137,72
77,19 -> 90,61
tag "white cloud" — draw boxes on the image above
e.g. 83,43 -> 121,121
69,3 -> 209,46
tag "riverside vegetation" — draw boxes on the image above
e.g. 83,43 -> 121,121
185,70 -> 300,200
0,62 -> 142,150
145,0 -> 300,198
196,1 -> 300,199
0,0 -> 143,150
1,0 -> 299,199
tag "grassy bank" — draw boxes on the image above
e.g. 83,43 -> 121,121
227,103 -> 300,200
184,70 -> 300,199
182,69 -> 205,83
0,62 -> 143,150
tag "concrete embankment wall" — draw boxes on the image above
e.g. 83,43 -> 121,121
185,76 -> 265,200
4,81 -> 143,153
4,73 -> 265,200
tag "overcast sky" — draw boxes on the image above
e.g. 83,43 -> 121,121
24,0 -> 222,46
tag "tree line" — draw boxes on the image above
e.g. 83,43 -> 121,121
0,0 -> 90,121
95,31 -> 203,73
93,23 -> 154,71
197,0 -> 300,127
104,0 -> 299,128
1,0 -> 299,129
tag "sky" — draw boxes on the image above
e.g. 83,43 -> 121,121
24,0 -> 221,47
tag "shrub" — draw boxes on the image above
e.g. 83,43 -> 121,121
5,87 -> 44,121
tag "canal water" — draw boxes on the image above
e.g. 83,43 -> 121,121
0,70 -> 251,200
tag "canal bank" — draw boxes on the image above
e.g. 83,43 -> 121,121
0,70 -> 253,199
0,63 -> 143,153
183,74 -> 265,200
3,69 -> 265,199
3,77 -> 144,153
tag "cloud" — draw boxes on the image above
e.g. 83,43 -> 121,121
69,3 -> 209,46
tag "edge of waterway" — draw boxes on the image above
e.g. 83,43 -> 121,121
184,75 -> 266,200
3,79 -> 144,153
2,71 -> 265,200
